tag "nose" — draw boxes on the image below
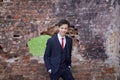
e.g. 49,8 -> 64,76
62,29 -> 66,32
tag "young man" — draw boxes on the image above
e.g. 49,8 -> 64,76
44,19 -> 74,80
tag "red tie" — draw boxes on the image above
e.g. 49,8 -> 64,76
61,38 -> 64,48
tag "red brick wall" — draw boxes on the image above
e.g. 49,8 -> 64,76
0,0 -> 120,80
0,60 -> 117,80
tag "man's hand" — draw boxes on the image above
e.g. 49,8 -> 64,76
48,69 -> 51,73
68,66 -> 71,69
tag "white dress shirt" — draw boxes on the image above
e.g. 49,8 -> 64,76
57,33 -> 66,48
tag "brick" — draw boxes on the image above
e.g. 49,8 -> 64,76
103,67 -> 116,74
0,0 -> 120,80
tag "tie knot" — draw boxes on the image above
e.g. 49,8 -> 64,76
62,38 -> 64,40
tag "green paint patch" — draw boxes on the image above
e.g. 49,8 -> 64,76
27,35 -> 51,56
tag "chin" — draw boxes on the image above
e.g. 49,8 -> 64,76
59,33 -> 66,36
62,34 -> 66,36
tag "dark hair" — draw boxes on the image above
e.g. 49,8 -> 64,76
57,19 -> 70,27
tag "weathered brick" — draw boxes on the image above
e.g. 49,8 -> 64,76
0,0 -> 120,80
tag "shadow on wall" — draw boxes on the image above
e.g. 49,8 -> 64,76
82,35 -> 107,61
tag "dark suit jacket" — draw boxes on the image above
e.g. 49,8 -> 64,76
44,34 -> 72,74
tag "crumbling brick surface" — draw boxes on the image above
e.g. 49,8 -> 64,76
0,0 -> 120,80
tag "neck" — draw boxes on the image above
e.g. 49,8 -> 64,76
58,33 -> 65,37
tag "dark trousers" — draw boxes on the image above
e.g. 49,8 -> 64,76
50,68 -> 74,80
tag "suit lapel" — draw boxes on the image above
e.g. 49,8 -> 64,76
54,34 -> 63,50
64,36 -> 68,49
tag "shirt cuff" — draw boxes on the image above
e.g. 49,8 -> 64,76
48,69 -> 51,73
68,66 -> 71,68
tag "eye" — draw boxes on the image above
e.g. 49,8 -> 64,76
60,27 -> 64,29
65,28 -> 67,29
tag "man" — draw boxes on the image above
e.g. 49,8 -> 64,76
44,19 -> 74,80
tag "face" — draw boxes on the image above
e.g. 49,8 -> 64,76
58,24 -> 68,37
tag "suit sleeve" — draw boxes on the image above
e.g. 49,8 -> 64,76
68,38 -> 73,67
44,38 -> 51,71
